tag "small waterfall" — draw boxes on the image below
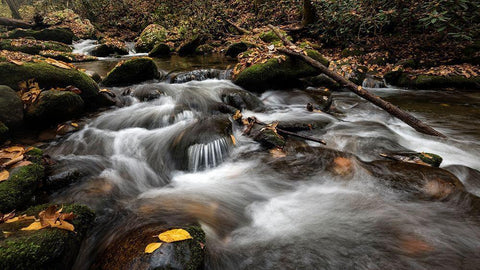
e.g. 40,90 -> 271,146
171,69 -> 233,84
73,39 -> 98,54
188,137 -> 232,172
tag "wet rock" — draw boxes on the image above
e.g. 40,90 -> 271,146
302,73 -> 341,90
0,204 -> 95,270
42,9 -> 95,39
444,165 -> 480,197
0,163 -> 44,213
171,69 -> 232,83
0,85 -> 24,127
133,86 -> 164,101
233,49 -> 329,92
91,38 -> 128,57
135,24 -> 168,53
225,42 -> 248,58
346,65 -> 368,85
380,152 -> 443,167
220,88 -> 265,111
38,51 -> 97,63
362,75 -> 385,88
251,125 -> 286,149
0,38 -> 72,55
6,28 -> 76,44
0,61 -> 100,101
93,224 -> 205,270
384,70 -> 480,90
85,70 -> 102,83
195,44 -> 213,55
148,43 -> 171,57
178,35 -> 206,56
25,90 -> 84,124
45,168 -> 83,191
102,57 -> 160,87
304,88 -> 333,111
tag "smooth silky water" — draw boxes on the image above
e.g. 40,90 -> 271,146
45,49 -> 480,269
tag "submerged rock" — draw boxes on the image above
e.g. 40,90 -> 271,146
0,85 -> 24,127
0,61 -> 100,101
25,90 -> 84,124
6,28 -> 76,44
102,57 -> 160,87
93,224 -> 205,270
233,49 -> 329,92
0,38 -> 72,55
253,128 -> 286,149
148,43 -> 171,57
0,204 -> 95,270
384,70 -> 480,90
135,24 -> 168,53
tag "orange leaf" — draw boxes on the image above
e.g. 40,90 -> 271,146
0,170 -> 9,182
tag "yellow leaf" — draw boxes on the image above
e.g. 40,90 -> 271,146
0,170 -> 9,182
230,135 -> 236,146
5,215 -> 35,223
70,123 -> 79,128
51,220 -> 75,232
158,229 -> 192,243
21,221 -> 46,231
145,242 -> 162,253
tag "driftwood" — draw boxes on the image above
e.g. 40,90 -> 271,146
225,19 -> 250,35
267,24 -> 447,138
0,17 -> 33,28
252,117 -> 327,145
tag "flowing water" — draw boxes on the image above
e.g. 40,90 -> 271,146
43,52 -> 480,269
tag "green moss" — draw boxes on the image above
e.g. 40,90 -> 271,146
25,147 -> 43,164
148,43 -> 171,57
102,57 -> 160,87
195,44 -> 213,55
234,49 -> 329,92
0,204 -> 95,270
0,39 -> 72,55
340,47 -> 365,57
7,28 -> 76,44
259,30 -> 292,43
0,164 -> 44,213
254,129 -> 286,149
25,90 -> 84,124
135,24 -> 168,53
0,61 -> 99,100
418,153 -> 443,167
385,71 -> 480,90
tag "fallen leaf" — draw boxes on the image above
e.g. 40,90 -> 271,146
145,242 -> 162,253
158,229 -> 192,243
0,170 -> 9,182
21,221 -> 47,231
22,205 -> 76,232
0,211 -> 15,223
230,135 -> 236,146
5,215 -> 35,223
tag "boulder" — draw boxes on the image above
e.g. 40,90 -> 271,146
93,224 -> 206,270
177,35 -> 206,56
225,42 -> 248,58
38,51 -> 97,63
134,24 -> 168,53
25,90 -> 84,124
0,38 -> 72,55
91,38 -> 128,57
195,44 -> 213,55
384,70 -> 480,90
233,49 -> 330,92
0,61 -> 100,101
252,127 -> 286,149
148,43 -> 171,57
102,57 -> 160,87
259,30 -> 291,44
7,28 -> 76,44
0,85 -> 24,127
171,69 -> 232,83
0,122 -> 8,143
0,204 -> 95,270
42,9 -> 95,39
220,88 -> 265,111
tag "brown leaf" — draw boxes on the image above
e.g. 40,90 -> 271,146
0,170 -> 9,182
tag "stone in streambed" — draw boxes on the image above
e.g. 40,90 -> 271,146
25,90 -> 84,124
0,85 -> 24,127
93,224 -> 205,270
6,28 -> 76,44
102,57 -> 160,87
0,38 -> 72,55
177,35 -> 206,56
225,42 -> 249,58
91,38 -> 128,57
148,43 -> 171,57
135,24 -> 168,53
384,70 -> 480,90
220,88 -> 265,112
0,204 -> 95,270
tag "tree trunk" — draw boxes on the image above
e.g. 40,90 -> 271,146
0,16 -> 32,28
302,0 -> 316,27
5,0 -> 22,20
268,24 -> 447,138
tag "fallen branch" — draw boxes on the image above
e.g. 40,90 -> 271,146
254,118 -> 327,145
0,17 -> 33,28
267,24 -> 447,138
225,19 -> 251,35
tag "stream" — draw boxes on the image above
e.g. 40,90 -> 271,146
45,43 -> 480,269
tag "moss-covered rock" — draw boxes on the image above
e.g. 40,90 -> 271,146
0,61 -> 100,100
148,43 -> 171,57
195,44 -> 213,55
0,164 -> 44,213
177,35 -> 206,56
0,39 -> 72,55
7,28 -> 76,44
234,49 -> 330,92
91,38 -> 128,57
93,224 -> 206,270
102,57 -> 160,87
259,30 -> 291,43
380,151 -> 443,167
134,24 -> 168,53
25,90 -> 84,124
0,204 -> 95,270
384,70 -> 480,90
225,42 -> 248,58
253,128 -> 286,149
0,122 -> 8,143
42,9 -> 95,39
0,85 -> 24,127
38,50 -> 97,63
